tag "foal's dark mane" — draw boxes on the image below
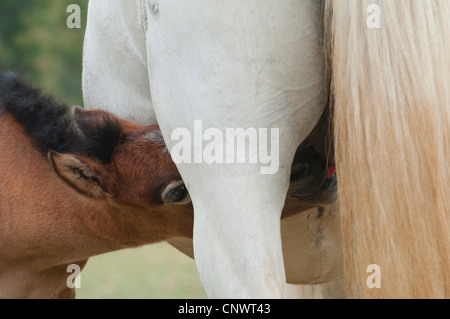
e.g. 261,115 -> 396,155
0,71 -> 78,154
0,71 -> 121,162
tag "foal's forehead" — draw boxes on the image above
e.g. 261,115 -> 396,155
117,125 -> 169,157
140,129 -> 166,146
113,125 -> 179,186
122,125 -> 164,143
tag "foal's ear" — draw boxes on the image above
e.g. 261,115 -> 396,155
48,151 -> 111,198
72,106 -> 122,164
72,106 -> 117,136
73,105 -> 140,134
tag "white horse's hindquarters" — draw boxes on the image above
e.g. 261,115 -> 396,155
83,0 -> 326,298
82,0 -> 157,125
144,1 -> 326,298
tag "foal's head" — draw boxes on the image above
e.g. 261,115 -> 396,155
49,107 -> 193,240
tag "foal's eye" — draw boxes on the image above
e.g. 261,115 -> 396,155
167,185 -> 188,203
161,181 -> 191,205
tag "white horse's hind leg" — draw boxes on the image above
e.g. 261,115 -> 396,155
287,280 -> 345,299
143,0 -> 326,296
287,284 -> 324,299
82,0 -> 158,125
184,165 -> 292,298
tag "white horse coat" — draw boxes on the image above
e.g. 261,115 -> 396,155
83,0 -> 327,298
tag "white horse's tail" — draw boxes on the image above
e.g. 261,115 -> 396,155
325,0 -> 450,298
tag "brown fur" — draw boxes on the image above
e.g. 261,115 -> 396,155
0,110 -> 194,298
0,107 -> 315,298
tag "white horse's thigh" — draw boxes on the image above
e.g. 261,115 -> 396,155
142,0 -> 325,298
82,0 -> 157,125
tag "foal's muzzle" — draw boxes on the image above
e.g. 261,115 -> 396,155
288,146 -> 337,205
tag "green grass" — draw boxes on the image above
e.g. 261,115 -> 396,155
76,243 -> 207,299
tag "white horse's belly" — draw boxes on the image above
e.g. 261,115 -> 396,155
83,0 -> 326,298
281,206 -> 342,284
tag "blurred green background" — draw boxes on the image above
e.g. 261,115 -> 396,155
0,1 -> 206,299
78,244 -> 206,299
0,0 -> 88,106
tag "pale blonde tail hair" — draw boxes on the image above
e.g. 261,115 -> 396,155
325,0 -> 450,298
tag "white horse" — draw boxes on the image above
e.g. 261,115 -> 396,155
167,204 -> 344,298
83,0 -> 450,298
83,0 -> 327,298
